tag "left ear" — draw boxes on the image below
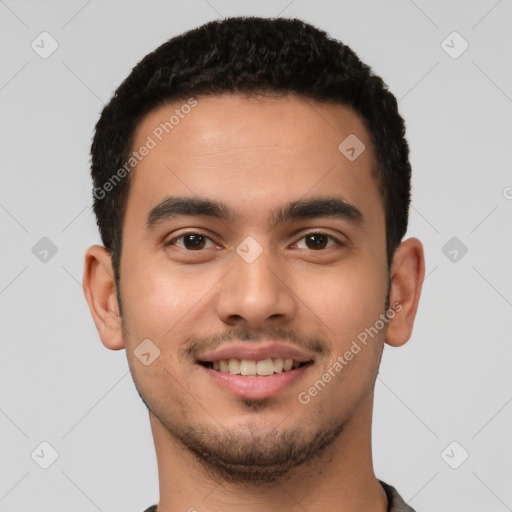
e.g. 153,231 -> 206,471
385,237 -> 425,347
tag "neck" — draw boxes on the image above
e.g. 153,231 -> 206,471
148,396 -> 388,512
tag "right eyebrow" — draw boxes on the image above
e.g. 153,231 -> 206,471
146,196 -> 235,229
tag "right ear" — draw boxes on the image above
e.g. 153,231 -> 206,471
82,245 -> 125,350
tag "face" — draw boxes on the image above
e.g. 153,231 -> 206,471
114,94 -> 392,482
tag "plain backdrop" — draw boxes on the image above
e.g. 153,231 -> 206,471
1,1 -> 511,511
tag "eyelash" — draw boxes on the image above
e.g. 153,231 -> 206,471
165,231 -> 344,251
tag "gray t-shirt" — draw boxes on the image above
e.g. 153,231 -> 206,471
142,479 -> 416,511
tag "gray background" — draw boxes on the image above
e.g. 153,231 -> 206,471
1,0 -> 511,511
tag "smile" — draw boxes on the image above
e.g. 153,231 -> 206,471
199,357 -> 311,376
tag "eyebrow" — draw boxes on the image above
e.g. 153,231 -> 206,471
146,195 -> 364,229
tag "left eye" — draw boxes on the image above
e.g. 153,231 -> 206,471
295,233 -> 340,250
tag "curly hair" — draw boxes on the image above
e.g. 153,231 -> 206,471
91,15 -> 411,286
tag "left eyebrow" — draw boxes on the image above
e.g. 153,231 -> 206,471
269,196 -> 364,228
145,195 -> 364,229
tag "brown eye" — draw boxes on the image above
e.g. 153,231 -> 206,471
295,233 -> 339,250
182,234 -> 206,250
166,233 -> 216,251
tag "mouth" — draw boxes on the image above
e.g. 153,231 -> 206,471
195,343 -> 315,399
199,360 -> 313,400
198,357 -> 313,376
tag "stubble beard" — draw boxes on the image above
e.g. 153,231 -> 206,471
150,398 -> 348,487
126,286 -> 389,487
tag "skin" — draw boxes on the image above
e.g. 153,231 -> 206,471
83,93 -> 425,512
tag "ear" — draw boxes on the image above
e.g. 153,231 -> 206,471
385,237 -> 425,347
83,245 -> 125,350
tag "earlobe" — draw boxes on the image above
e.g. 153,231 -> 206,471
385,237 -> 425,348
82,245 -> 125,351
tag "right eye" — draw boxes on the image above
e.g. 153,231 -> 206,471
165,232 -> 220,251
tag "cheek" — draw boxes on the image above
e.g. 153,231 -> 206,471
294,256 -> 387,345
119,253 -> 220,341
296,264 -> 386,408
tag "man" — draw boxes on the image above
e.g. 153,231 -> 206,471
83,16 -> 424,512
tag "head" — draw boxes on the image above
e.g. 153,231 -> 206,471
91,16 -> 412,299
84,16 -> 424,485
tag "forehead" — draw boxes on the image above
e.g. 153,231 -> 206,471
124,93 -> 384,233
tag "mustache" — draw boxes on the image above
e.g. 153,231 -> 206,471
181,325 -> 329,361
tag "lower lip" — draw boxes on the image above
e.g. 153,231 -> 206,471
200,364 -> 312,400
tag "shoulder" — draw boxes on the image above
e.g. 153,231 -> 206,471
379,480 -> 417,512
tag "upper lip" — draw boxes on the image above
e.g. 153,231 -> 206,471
197,342 -> 315,363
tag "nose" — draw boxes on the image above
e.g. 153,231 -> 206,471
214,242 -> 298,329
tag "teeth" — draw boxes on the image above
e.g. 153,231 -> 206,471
240,359 -> 256,376
256,358 -> 275,376
209,357 -> 306,376
273,357 -> 284,373
228,359 -> 241,374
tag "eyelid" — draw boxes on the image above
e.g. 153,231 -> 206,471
164,230 -> 219,249
165,229 -> 345,251
292,230 -> 344,249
